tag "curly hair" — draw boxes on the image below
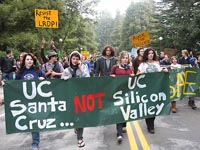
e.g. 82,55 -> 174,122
101,45 -> 115,57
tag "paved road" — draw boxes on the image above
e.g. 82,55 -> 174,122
1,86 -> 200,150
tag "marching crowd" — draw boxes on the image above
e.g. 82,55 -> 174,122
0,41 -> 199,149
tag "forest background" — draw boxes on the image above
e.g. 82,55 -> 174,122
0,0 -> 200,58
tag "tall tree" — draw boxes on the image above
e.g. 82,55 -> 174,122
95,11 -> 114,51
120,1 -> 155,51
0,0 -> 98,56
110,11 -> 124,54
155,0 -> 200,52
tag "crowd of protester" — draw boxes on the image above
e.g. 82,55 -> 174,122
0,40 -> 199,149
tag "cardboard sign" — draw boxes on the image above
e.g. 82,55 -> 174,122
130,31 -> 151,48
35,9 -> 58,28
81,50 -> 90,58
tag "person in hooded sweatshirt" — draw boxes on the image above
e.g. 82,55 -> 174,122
95,45 -> 117,77
61,51 -> 90,148
16,53 -> 45,150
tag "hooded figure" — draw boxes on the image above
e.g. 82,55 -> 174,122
61,51 -> 89,148
61,51 -> 90,79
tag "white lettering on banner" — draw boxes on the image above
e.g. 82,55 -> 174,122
10,100 -> 26,117
9,81 -> 67,131
113,75 -> 168,121
10,99 -> 66,116
128,75 -> 146,89
23,81 -> 52,99
120,103 -> 165,121
15,115 -> 56,130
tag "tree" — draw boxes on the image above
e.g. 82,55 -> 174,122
110,11 -> 123,54
95,11 -> 114,51
119,1 -> 155,51
0,0 -> 98,56
154,0 -> 200,53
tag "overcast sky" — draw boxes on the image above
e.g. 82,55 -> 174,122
96,0 -> 134,17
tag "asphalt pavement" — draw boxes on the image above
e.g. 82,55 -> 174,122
1,86 -> 200,150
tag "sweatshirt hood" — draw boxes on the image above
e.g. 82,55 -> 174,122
69,51 -> 82,67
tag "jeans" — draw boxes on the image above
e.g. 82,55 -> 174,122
116,122 -> 126,137
32,132 -> 40,148
145,117 -> 155,130
2,72 -> 14,80
77,128 -> 84,140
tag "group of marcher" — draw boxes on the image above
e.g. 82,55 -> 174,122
0,42 -> 199,149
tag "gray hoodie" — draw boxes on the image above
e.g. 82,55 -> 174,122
61,51 -> 90,79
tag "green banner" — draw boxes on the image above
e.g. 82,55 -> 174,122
4,72 -> 170,134
170,68 -> 200,101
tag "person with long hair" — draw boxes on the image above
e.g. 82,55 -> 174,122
110,51 -> 134,143
16,53 -> 45,150
95,45 -> 117,77
137,48 -> 167,134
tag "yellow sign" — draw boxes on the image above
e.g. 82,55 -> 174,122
130,31 -> 151,48
35,9 -> 58,28
81,50 -> 90,58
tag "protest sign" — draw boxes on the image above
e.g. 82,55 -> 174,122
35,9 -> 58,28
130,31 -> 151,48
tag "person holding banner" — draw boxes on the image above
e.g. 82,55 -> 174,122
170,56 -> 181,113
61,51 -> 90,148
178,49 -> 197,109
137,48 -> 168,134
15,53 -> 45,150
95,45 -> 117,77
110,51 -> 134,143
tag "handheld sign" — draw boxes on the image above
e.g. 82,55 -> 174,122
35,9 -> 58,28
130,31 -> 151,48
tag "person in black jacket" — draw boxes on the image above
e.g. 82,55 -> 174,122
95,45 -> 117,77
0,49 -> 16,81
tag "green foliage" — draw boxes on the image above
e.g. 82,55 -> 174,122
119,1 -> 155,51
154,0 -> 200,52
95,11 -> 114,51
0,0 -> 98,57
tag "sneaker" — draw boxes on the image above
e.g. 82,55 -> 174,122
117,136 -> 123,143
31,147 -> 39,150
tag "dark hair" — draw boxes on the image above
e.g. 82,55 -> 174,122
71,52 -> 81,60
6,49 -> 12,54
137,47 -> 144,55
17,53 -> 40,75
102,45 -> 115,56
143,48 -> 157,62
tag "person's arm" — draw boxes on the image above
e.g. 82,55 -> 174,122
61,68 -> 71,80
51,62 -> 64,77
41,39 -> 48,63
94,58 -> 100,77
0,56 -> 4,71
110,65 -> 117,77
